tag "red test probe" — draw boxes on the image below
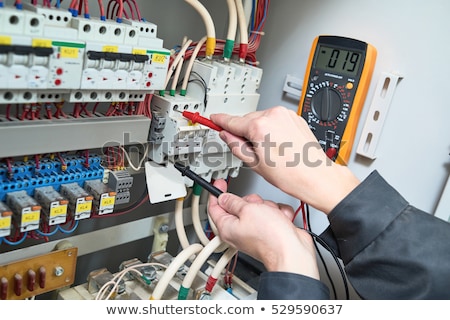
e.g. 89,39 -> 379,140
179,111 -> 223,132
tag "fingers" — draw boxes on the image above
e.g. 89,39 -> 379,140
211,112 -> 263,138
242,193 -> 264,204
219,131 -> 258,166
217,192 -> 250,218
207,180 -> 228,218
278,203 -> 295,221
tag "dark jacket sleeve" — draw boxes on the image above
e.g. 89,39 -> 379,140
321,170 -> 450,299
257,272 -> 330,300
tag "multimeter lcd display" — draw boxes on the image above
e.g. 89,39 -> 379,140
314,45 -> 362,77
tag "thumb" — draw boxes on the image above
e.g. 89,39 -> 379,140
218,192 -> 249,218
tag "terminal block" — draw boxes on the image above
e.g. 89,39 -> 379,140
60,182 -> 93,221
107,170 -> 133,205
34,186 -> 68,226
0,201 -> 13,237
148,111 -> 166,144
84,179 -> 116,215
107,170 -> 133,191
6,190 -> 41,232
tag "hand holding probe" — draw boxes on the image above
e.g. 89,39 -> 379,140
174,110 -> 223,132
173,162 -> 223,198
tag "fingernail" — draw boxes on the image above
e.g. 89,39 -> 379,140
219,131 -> 227,142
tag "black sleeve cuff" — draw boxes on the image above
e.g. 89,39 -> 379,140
257,272 -> 330,300
326,170 -> 409,264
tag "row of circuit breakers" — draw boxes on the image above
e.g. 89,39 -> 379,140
0,3 -> 170,104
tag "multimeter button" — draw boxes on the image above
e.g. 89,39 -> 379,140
346,82 -> 354,90
326,147 -> 337,159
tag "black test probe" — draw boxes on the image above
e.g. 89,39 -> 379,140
173,163 -> 224,198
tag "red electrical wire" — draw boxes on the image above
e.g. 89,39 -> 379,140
123,0 -> 135,20
98,0 -> 105,18
57,152 -> 67,171
83,0 -> 90,16
129,0 -> 141,21
293,201 -> 307,230
84,150 -> 90,168
34,154 -> 40,172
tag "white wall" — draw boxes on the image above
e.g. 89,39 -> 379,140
232,0 -> 450,224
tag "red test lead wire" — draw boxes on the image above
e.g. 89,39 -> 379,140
181,111 -> 223,132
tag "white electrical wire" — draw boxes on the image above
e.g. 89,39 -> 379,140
175,197 -> 190,250
184,0 -> 216,42
191,192 -> 211,246
150,243 -> 204,300
181,236 -> 226,292
171,37 -> 189,94
181,36 -> 207,93
191,194 -> 228,253
226,0 -> 238,41
211,247 -> 238,281
164,39 -> 193,89
206,197 -> 220,236
119,143 -> 149,171
95,262 -> 167,300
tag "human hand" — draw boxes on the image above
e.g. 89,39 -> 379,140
210,106 -> 360,213
208,179 -> 320,279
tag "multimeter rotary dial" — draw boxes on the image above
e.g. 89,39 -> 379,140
311,86 -> 342,122
305,81 -> 349,127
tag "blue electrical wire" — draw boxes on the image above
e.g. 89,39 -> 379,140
57,220 -> 79,234
1,232 -> 28,246
250,0 -> 268,41
250,0 -> 256,32
36,226 -> 59,237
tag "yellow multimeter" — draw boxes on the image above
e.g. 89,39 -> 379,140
298,35 -> 377,165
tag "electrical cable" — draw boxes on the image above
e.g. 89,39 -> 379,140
57,220 -> 79,234
95,262 -> 168,300
306,204 -> 338,299
175,197 -> 190,250
2,232 -> 27,246
191,184 -> 210,246
206,198 -> 220,236
119,143 -> 148,171
234,0 -> 248,62
303,208 -> 350,300
36,225 -> 59,237
187,71 -> 208,106
178,236 -> 226,299
180,36 -> 207,95
171,37 -> 189,96
184,0 -> 216,59
224,0 -> 237,60
163,39 -> 193,91
205,247 -> 238,293
150,243 -> 204,300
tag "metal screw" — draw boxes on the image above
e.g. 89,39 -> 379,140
54,266 -> 64,277
159,224 -> 169,233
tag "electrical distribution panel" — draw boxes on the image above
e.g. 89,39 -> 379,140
1,0 -> 267,301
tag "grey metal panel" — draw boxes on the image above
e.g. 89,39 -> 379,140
0,115 -> 151,157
